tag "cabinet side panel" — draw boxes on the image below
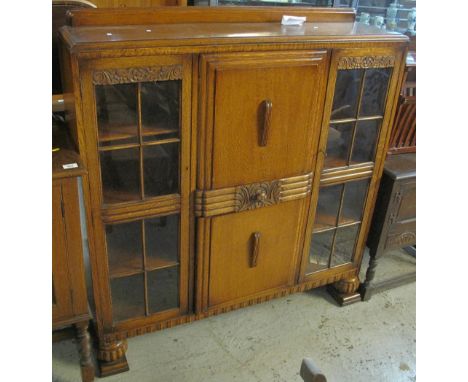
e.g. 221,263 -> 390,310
61,177 -> 89,316
52,180 -> 74,324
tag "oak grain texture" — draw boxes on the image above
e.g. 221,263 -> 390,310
58,7 -> 408,374
68,6 -> 355,27
201,50 -> 328,189
208,201 -> 306,308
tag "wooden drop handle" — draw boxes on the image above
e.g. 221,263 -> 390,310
250,232 -> 261,267
259,99 -> 272,146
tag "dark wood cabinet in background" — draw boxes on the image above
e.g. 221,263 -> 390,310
361,153 -> 416,300
59,6 -> 408,376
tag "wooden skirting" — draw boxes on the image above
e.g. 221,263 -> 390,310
103,268 -> 355,343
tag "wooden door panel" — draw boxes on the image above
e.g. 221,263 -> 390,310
52,181 -> 74,322
208,200 -> 305,307
395,180 -> 416,222
202,51 -> 329,189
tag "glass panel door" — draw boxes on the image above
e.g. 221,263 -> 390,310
306,178 -> 370,274
95,79 -> 181,205
106,214 -> 181,323
324,67 -> 392,170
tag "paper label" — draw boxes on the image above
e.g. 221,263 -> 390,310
62,163 -> 79,169
281,15 -> 307,26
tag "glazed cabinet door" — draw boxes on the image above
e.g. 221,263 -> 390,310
299,49 -> 406,282
80,55 -> 192,328
197,51 -> 329,312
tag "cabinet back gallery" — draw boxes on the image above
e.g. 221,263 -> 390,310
59,6 -> 408,375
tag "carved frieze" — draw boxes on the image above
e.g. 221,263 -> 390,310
195,172 -> 312,218
386,231 -> 416,248
92,65 -> 183,85
338,55 -> 395,70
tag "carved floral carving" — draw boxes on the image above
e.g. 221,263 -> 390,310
235,181 -> 281,212
195,173 -> 312,217
338,56 -> 395,70
92,65 -> 183,85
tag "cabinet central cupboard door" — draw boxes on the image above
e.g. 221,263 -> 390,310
208,200 -> 306,307
201,51 -> 329,188
198,51 -> 329,311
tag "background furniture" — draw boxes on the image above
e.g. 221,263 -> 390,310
53,6 -> 96,380
387,49 -> 415,154
195,0 -> 356,7
360,153 -> 415,300
89,0 -> 186,6
53,0 -> 97,96
59,6 -> 408,375
52,122 -> 95,382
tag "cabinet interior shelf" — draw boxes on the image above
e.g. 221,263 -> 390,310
330,115 -> 383,125
99,123 -> 178,143
103,189 -> 142,205
110,258 -> 179,280
314,219 -> 361,234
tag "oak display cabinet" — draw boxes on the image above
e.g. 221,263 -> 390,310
59,6 -> 408,375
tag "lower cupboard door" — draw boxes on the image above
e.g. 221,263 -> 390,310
208,200 -> 306,308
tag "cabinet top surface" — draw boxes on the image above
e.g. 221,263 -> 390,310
384,153 -> 416,180
62,22 -> 407,51
52,148 -> 86,179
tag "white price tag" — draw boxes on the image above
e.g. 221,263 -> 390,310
62,163 -> 79,169
281,15 -> 307,26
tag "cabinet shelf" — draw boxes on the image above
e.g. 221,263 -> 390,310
146,258 -> 179,272
109,259 -> 179,280
99,123 -> 178,144
314,220 -> 361,234
103,189 -> 142,205
109,256 -> 143,279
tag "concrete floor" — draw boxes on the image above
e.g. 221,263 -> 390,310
53,248 -> 416,382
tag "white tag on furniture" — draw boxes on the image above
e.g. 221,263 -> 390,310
281,15 -> 307,26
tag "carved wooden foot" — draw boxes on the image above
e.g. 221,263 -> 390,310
327,275 -> 362,306
359,255 -> 379,301
98,338 -> 129,377
75,321 -> 95,382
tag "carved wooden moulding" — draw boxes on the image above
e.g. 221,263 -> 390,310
337,55 -> 395,70
97,339 -> 128,362
386,231 -> 416,248
195,172 -> 313,218
92,65 -> 183,85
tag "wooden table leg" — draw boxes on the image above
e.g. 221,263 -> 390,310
75,321 -> 95,382
359,253 -> 379,301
